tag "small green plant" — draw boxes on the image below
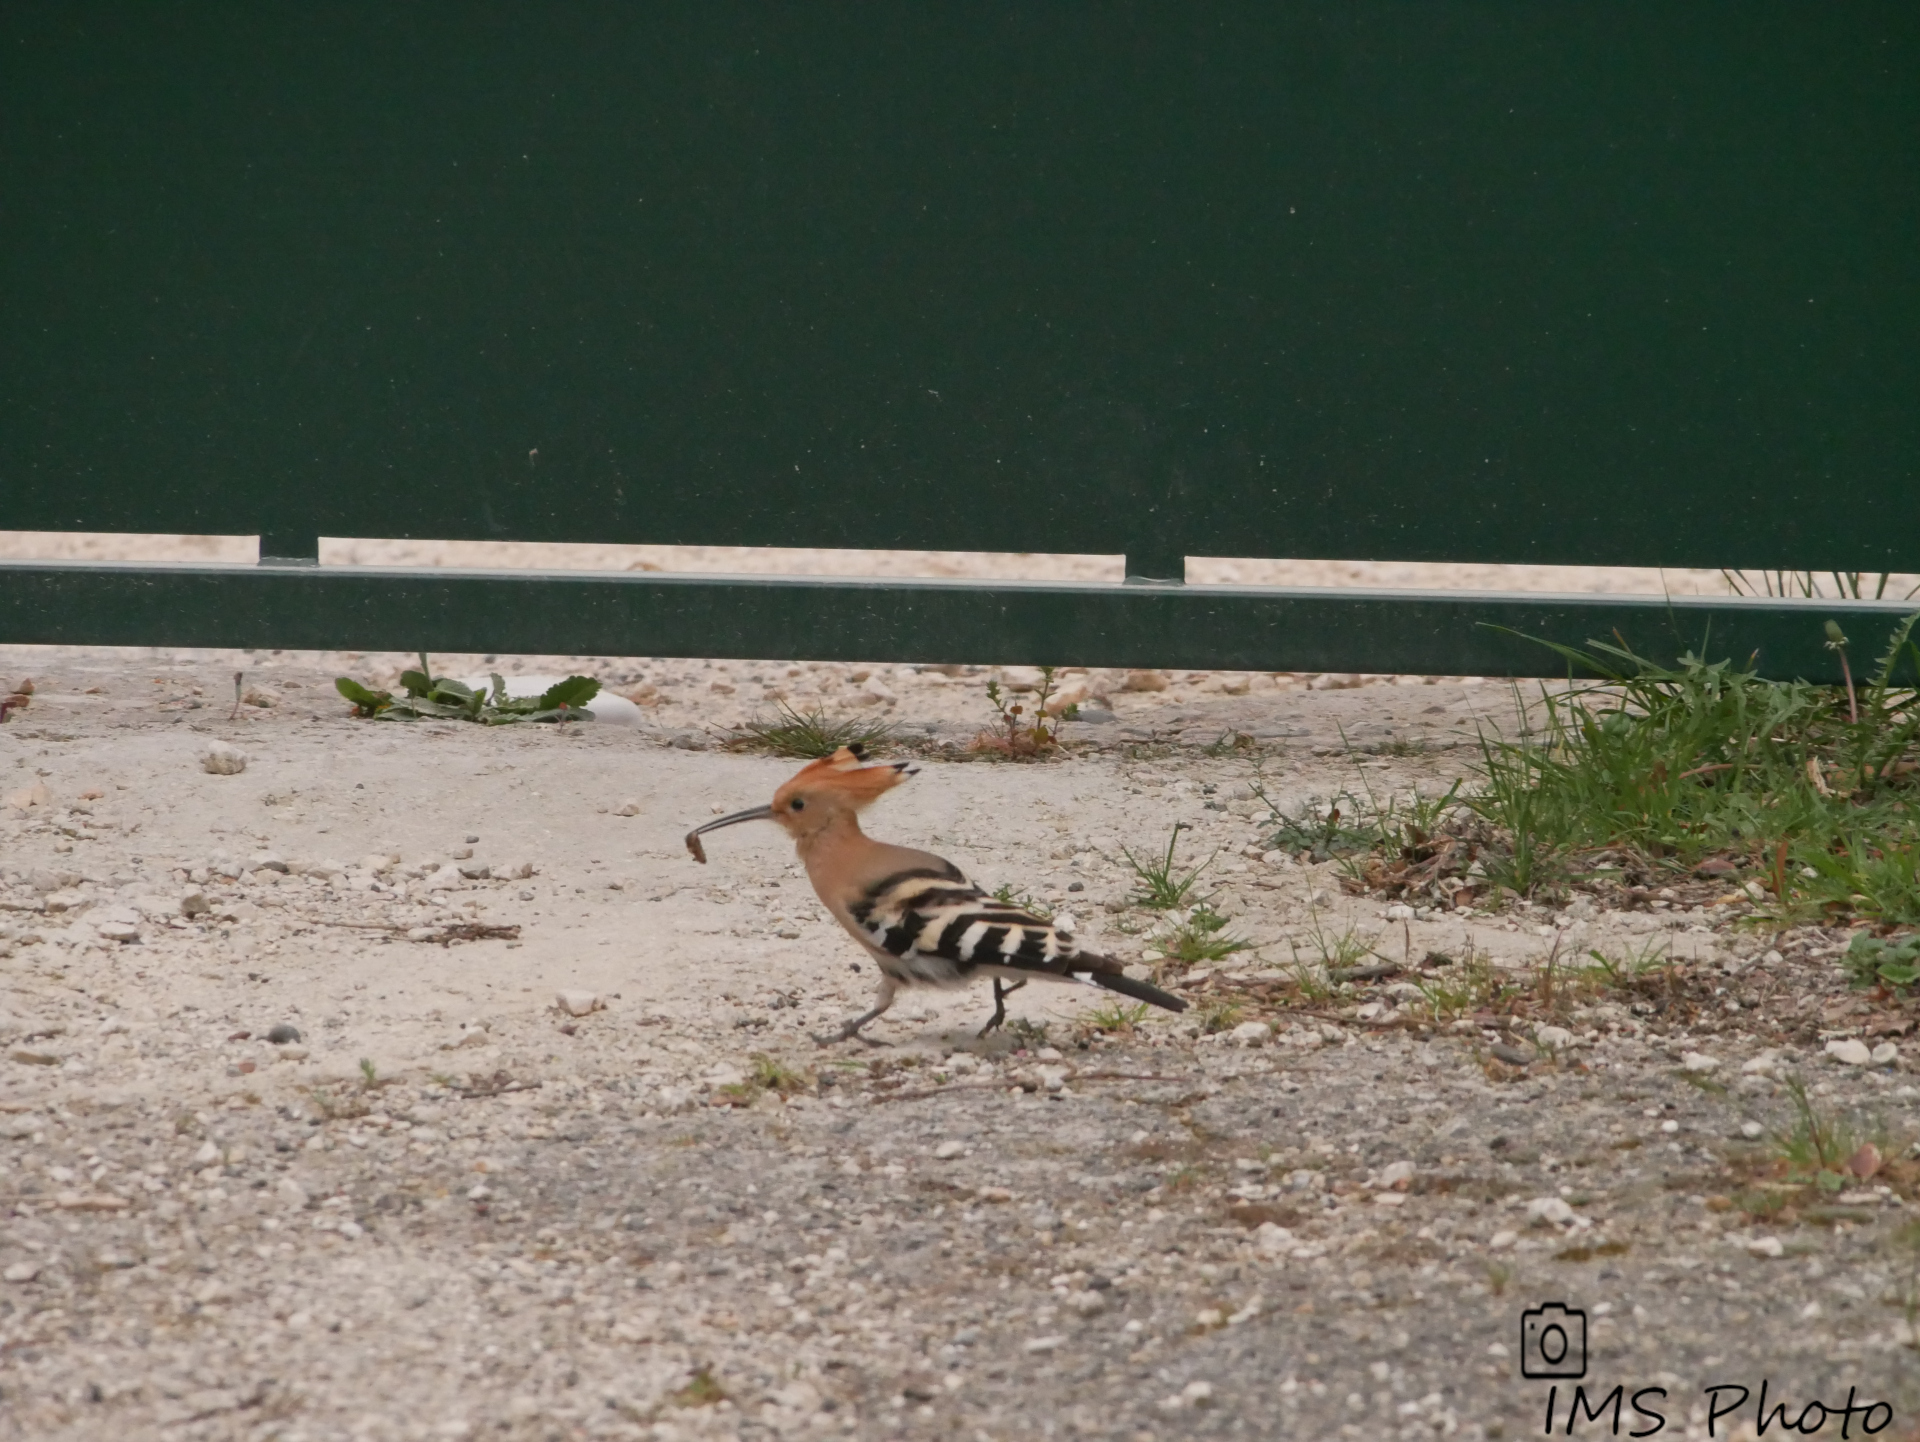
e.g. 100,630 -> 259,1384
1006,1016 -> 1051,1047
1287,913 -> 1382,974
336,653 -> 599,724
739,701 -> 896,759
1407,946 -> 1518,1023
1196,997 -> 1248,1034
973,666 -> 1079,757
989,883 -> 1054,922
358,1058 -> 379,1090
1160,903 -> 1251,963
1769,1076 -> 1899,1189
1084,1000 -> 1153,1033
1263,791 -> 1376,862
669,1368 -> 727,1408
1123,824 -> 1215,910
1843,931 -> 1920,994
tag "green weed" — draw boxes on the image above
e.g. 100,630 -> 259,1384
1842,931 -> 1920,994
1083,1000 -> 1153,1033
1159,903 -> 1251,964
989,883 -> 1054,922
973,666 -> 1079,758
739,701 -> 896,759
337,653 -> 599,725
1122,824 -> 1215,910
1463,617 -> 1920,921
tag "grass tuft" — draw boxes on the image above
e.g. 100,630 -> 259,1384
739,701 -> 896,758
1122,824 -> 1215,910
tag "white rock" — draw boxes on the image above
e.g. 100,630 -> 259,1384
1525,1197 -> 1575,1227
556,990 -> 604,1018
1024,1334 -> 1065,1354
1680,1052 -> 1719,1073
1747,1235 -> 1785,1259
2,1262 -> 40,1283
613,799 -> 643,817
1384,904 -> 1415,922
933,1140 -> 966,1160
1871,1042 -> 1900,1065
497,861 -> 537,881
1377,1160 -> 1416,1191
1824,1038 -> 1874,1067
1229,1020 -> 1271,1046
200,741 -> 248,775
1488,1229 -> 1518,1250
1741,1051 -> 1782,1075
1534,1025 -> 1574,1051
1740,1121 -> 1764,1139
1254,1221 -> 1296,1255
179,891 -> 212,918
95,921 -> 140,944
279,1179 -> 310,1208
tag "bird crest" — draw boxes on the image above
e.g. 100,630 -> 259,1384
774,743 -> 915,810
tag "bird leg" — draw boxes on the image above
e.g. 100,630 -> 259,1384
977,978 -> 1027,1038
812,977 -> 897,1047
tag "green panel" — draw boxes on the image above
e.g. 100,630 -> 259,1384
2,7 -> 1917,571
3,564 -> 1912,684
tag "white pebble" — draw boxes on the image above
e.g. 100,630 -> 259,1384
200,741 -> 248,775
556,990 -> 604,1018
1824,1038 -> 1873,1067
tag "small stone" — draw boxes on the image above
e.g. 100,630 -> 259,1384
556,990 -> 604,1018
9,1048 -> 61,1067
1489,1043 -> 1533,1067
498,861 -> 537,881
1229,1020 -> 1271,1046
266,1024 -> 303,1045
1534,1025 -> 1574,1051
279,1179 -> 310,1208
614,800 -> 643,817
55,1191 -> 128,1212
1871,1042 -> 1900,1065
1741,1051 -> 1782,1075
1740,1121 -> 1764,1139
1846,1142 -> 1883,1179
1525,1197 -> 1574,1227
277,1045 -> 310,1061
96,921 -> 140,944
457,863 -> 491,880
200,742 -> 248,775
1384,904 -> 1415,922
1680,1051 -> 1719,1073
1024,1334 -> 1064,1353
1377,1160 -> 1416,1191
1254,1221 -> 1295,1254
976,1186 -> 1012,1203
1488,1229 -> 1518,1250
1824,1038 -> 1873,1067
1183,1381 -> 1215,1406
1067,1289 -> 1107,1316
406,927 -> 440,942
179,891 -> 212,918
2,1262 -> 40,1283
1747,1235 -> 1785,1259
1122,670 -> 1169,692
933,1140 -> 966,1160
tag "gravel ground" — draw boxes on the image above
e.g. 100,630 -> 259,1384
2,647 -> 1917,1442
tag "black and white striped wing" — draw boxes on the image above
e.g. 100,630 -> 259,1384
847,867 -> 1083,986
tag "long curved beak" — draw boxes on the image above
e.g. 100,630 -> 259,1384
683,805 -> 775,863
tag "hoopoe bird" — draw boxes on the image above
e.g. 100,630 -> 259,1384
685,744 -> 1187,1044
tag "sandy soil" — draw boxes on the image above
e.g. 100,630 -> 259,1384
1,646 -> 1915,1442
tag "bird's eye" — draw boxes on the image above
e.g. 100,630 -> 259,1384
790,798 -> 806,811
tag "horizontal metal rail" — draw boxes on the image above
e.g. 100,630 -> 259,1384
3,562 -> 1911,683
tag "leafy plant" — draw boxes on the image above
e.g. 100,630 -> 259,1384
1122,824 -> 1215,910
336,653 -> 600,725
739,701 -> 896,759
973,666 -> 1079,757
1843,931 -> 1920,994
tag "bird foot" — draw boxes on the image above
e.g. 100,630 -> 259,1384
977,978 -> 1028,1039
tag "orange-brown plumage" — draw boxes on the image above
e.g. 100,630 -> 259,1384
685,744 -> 1185,1043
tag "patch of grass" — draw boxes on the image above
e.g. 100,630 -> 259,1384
972,666 -> 1079,758
989,883 -> 1053,922
1083,1000 -> 1153,1033
1006,1016 -> 1050,1048
718,1052 -> 811,1103
1196,997 -> 1248,1034
1772,1076 -> 1880,1185
1160,903 -> 1251,964
1464,616 -> 1920,922
669,1368 -> 726,1408
738,701 -> 896,759
1407,946 -> 1521,1024
1122,824 -> 1215,910
1261,790 -> 1378,862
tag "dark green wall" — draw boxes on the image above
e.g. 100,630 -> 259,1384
4,5 -> 1917,570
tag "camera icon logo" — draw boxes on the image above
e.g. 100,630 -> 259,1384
1519,1303 -> 1588,1379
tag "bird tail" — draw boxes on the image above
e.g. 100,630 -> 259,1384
1089,969 -> 1188,1013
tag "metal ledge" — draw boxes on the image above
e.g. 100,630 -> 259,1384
1,561 -> 1913,681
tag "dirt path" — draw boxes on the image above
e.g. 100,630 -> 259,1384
1,650 -> 1915,1442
